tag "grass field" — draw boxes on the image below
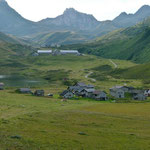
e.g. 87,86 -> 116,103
0,55 -> 150,149
0,90 -> 150,150
0,54 -> 144,91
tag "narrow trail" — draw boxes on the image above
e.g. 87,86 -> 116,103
85,72 -> 96,82
109,59 -> 118,68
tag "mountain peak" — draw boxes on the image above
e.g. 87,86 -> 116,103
64,8 -> 76,12
63,8 -> 79,15
0,0 -> 6,3
136,5 -> 150,15
140,5 -> 150,9
120,12 -> 128,16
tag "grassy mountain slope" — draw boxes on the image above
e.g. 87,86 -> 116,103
0,32 -> 30,45
64,18 -> 150,63
0,32 -> 34,62
111,63 -> 150,80
31,31 -> 91,46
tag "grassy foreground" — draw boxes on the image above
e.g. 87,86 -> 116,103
0,90 -> 150,150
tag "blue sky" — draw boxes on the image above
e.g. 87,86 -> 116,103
6,0 -> 150,21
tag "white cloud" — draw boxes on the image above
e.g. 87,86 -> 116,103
6,0 -> 150,21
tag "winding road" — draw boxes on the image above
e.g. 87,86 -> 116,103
85,72 -> 96,82
85,59 -> 117,82
109,59 -> 118,68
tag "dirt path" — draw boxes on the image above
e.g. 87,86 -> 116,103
85,71 -> 96,82
109,59 -> 118,68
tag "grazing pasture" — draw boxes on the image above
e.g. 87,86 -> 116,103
0,90 -> 150,150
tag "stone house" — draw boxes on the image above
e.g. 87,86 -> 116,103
144,89 -> 150,97
92,91 -> 107,100
81,88 -> 95,98
60,90 -> 74,99
17,88 -> 32,94
132,90 -> 147,100
74,82 -> 87,88
110,88 -> 125,98
112,86 -> 134,93
68,86 -> 81,93
74,87 -> 85,97
0,83 -> 4,90
34,90 -> 44,96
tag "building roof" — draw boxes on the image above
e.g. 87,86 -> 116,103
68,86 -> 80,91
60,50 -> 79,53
84,89 -> 95,93
76,87 -> 85,93
112,85 -> 135,90
60,90 -> 72,96
132,90 -> 145,94
110,88 -> 124,92
112,86 -> 123,89
87,85 -> 94,88
76,82 -> 87,87
93,90 -> 105,95
37,50 -> 52,54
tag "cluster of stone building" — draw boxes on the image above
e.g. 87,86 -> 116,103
32,49 -> 82,56
60,83 -> 149,100
0,82 -> 149,101
60,82 -> 107,100
110,86 -> 147,100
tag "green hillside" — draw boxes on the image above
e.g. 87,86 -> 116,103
0,32 -> 29,45
31,31 -> 92,46
111,63 -> 150,83
0,32 -> 34,62
64,18 -> 150,63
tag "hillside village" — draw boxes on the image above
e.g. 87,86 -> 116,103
0,82 -> 149,101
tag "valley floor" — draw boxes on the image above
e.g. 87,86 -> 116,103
0,55 -> 150,150
0,90 -> 150,150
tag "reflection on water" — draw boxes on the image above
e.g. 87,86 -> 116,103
0,75 -> 46,87
0,75 -> 7,79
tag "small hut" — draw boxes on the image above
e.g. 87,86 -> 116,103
92,91 -> 107,101
110,87 -> 125,98
132,90 -> 147,100
60,90 -> 74,99
0,83 -> 4,90
16,88 -> 32,94
34,90 -> 44,96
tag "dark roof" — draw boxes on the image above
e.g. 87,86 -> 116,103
93,90 -> 105,95
132,90 -> 145,94
68,86 -> 80,91
87,85 -> 94,88
60,90 -> 72,96
76,82 -> 87,87
110,88 -> 124,92
76,87 -> 85,93
123,86 -> 135,90
84,89 -> 95,93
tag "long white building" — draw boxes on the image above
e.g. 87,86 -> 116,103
60,50 -> 80,55
37,50 -> 52,55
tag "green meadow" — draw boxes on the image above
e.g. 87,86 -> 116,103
0,90 -> 150,150
1,55 -> 150,150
